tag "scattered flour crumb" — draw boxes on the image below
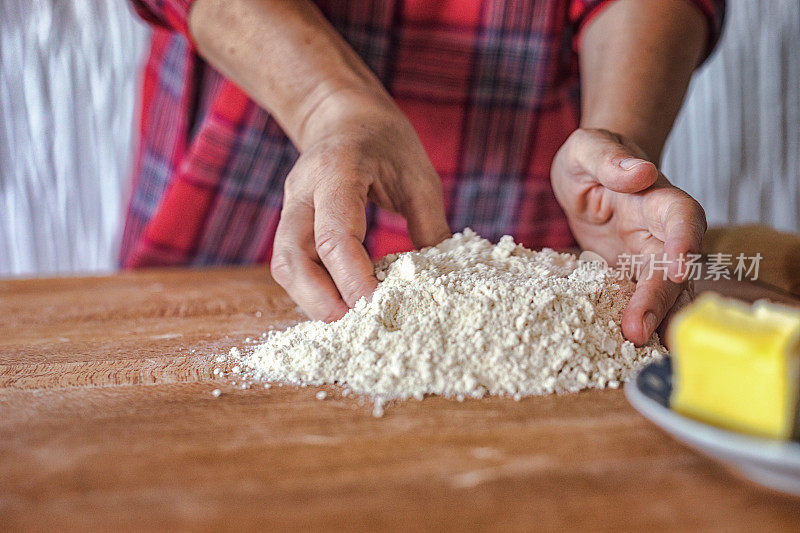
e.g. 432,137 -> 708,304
315,391 -> 327,400
211,389 -> 222,398
242,229 -> 665,409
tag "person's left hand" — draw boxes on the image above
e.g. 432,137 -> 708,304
551,128 -> 706,346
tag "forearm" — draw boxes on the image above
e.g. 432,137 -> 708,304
579,0 -> 708,162
188,0 -> 393,150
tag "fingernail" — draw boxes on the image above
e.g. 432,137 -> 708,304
643,311 -> 658,336
620,158 -> 647,170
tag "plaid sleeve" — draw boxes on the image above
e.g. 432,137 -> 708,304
128,0 -> 196,39
569,0 -> 726,63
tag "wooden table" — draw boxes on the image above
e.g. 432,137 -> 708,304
2,267 -> 799,531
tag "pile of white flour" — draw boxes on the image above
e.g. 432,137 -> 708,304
242,229 -> 664,408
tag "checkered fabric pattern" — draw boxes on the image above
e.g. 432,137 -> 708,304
121,0 -> 725,267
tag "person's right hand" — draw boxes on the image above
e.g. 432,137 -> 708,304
270,92 -> 450,322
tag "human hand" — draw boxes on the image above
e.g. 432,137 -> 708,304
270,92 -> 450,322
551,128 -> 706,345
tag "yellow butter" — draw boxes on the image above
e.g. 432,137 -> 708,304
669,293 -> 800,440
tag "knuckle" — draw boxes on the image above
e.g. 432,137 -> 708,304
670,194 -> 708,236
573,127 -> 613,143
283,174 -> 304,200
285,176 -> 320,203
269,252 -> 294,285
691,199 -> 708,230
314,231 -> 346,261
283,160 -> 323,200
568,128 -> 590,146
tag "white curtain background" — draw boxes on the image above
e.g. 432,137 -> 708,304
0,1 -> 148,276
661,0 -> 800,234
1,0 -> 798,276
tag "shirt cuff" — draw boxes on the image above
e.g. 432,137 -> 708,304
569,0 -> 726,65
129,0 -> 196,41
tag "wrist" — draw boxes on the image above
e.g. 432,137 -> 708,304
579,117 -> 667,164
296,84 -> 400,150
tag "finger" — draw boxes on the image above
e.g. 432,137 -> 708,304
621,261 -> 683,346
569,129 -> 659,193
657,286 -> 693,350
271,199 -> 350,322
661,196 -> 707,283
401,180 -> 451,248
314,181 -> 378,308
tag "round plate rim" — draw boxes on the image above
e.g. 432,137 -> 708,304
625,360 -> 800,469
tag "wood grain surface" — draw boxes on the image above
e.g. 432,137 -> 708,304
1,267 -> 799,531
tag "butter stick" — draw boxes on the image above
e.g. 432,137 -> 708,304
669,293 -> 800,440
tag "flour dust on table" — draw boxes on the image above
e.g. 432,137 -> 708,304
232,229 -> 665,413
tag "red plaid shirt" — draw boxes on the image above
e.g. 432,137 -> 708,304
121,0 -> 724,267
